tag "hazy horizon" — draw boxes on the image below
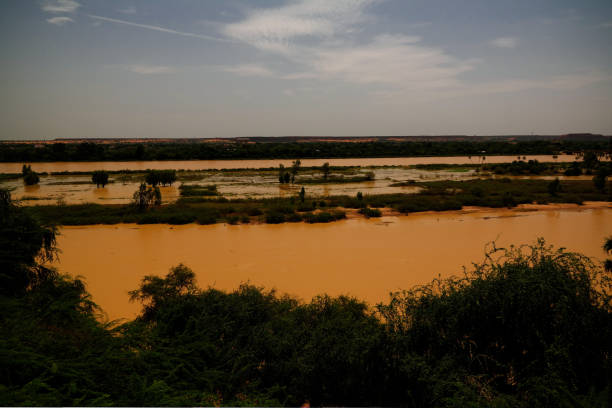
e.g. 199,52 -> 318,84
2,0 -> 612,140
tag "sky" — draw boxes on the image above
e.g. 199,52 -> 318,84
1,0 -> 612,139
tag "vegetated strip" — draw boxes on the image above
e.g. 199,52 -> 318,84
24,179 -> 612,226
1,139 -> 609,161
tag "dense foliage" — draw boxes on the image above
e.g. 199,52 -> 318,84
1,188 -> 611,406
91,170 -> 109,188
0,140 -> 609,162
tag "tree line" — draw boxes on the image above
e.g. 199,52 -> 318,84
0,139 -> 609,162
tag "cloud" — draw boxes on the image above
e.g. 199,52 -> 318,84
305,35 -> 473,88
46,16 -> 74,26
597,21 -> 612,28
221,1 -> 606,99
222,1 -> 473,91
118,6 -> 137,15
223,0 -> 377,53
222,64 -> 274,77
42,0 -> 80,13
125,65 -> 175,74
489,37 -> 518,48
88,15 -> 229,42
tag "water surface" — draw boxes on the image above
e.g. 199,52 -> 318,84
52,206 -> 612,320
0,155 -> 578,173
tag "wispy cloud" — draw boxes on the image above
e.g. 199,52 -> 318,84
223,0 -> 377,53
125,65 -> 175,74
46,16 -> 74,26
222,1 -> 473,92
489,37 -> 518,48
596,21 -> 612,28
88,15 -> 229,42
42,0 -> 80,13
221,0 -> 606,100
222,64 -> 274,77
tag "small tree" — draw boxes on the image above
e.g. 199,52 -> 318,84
91,170 -> 109,188
592,165 -> 610,192
159,170 -> 177,186
356,191 -> 363,201
547,178 -> 561,196
21,164 -> 39,186
132,183 -> 161,211
23,171 -> 40,186
322,162 -> 330,181
291,159 -> 301,184
299,187 -> 305,203
278,164 -> 286,183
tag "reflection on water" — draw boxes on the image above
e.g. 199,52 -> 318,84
52,207 -> 612,321
0,155 -> 580,173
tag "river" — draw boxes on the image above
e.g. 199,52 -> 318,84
0,155 -> 579,173
51,205 -> 611,321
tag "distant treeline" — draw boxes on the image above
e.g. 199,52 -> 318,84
2,189 -> 611,406
0,139 -> 610,161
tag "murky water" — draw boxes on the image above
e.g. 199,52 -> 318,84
51,206 -> 612,321
0,155 -> 579,173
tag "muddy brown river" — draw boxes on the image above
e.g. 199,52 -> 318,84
0,155 -> 579,173
51,206 -> 611,321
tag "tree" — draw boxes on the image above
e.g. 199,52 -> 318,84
132,183 -> 161,211
21,164 -> 39,185
604,236 -> 612,272
582,151 -> 599,170
129,264 -> 199,321
159,170 -> 177,186
356,191 -> 363,201
23,171 -> 40,186
592,164 -> 610,192
91,170 -> 109,188
0,189 -> 57,295
322,162 -> 330,181
291,159 -> 301,184
299,187 -> 305,203
547,178 -> 561,196
278,164 -> 286,183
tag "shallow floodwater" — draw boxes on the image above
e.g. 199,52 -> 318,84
52,207 -> 611,321
3,162 -> 593,205
0,155 -> 579,173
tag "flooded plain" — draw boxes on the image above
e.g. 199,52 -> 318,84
52,206 -> 612,321
0,154 -> 579,173
2,159 -> 592,205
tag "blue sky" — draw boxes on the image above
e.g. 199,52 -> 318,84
1,0 -> 611,139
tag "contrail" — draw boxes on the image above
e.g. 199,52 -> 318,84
88,14 -> 231,42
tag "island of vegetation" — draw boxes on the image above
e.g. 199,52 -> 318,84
1,189 -> 611,406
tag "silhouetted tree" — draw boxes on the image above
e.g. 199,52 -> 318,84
291,159 -> 301,183
21,164 -> 40,185
299,187 -> 305,203
322,162 -> 330,181
0,189 -> 57,295
91,170 -> 109,188
548,178 -> 561,196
